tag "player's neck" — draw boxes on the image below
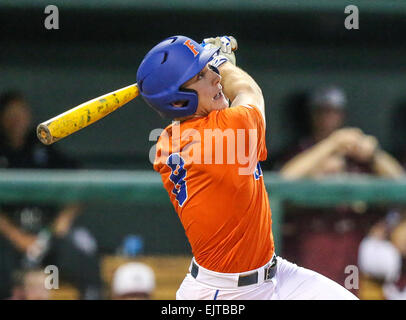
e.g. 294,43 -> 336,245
174,113 -> 205,123
173,103 -> 221,122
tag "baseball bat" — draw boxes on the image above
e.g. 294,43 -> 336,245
37,83 -> 139,145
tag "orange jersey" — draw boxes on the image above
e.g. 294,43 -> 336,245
153,104 -> 274,273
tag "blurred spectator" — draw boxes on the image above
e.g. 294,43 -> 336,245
0,90 -> 102,299
279,86 -> 405,179
111,262 -> 156,300
8,270 -> 26,300
358,210 -> 406,299
356,98 -> 406,300
275,85 -> 405,293
9,268 -> 50,300
22,269 -> 50,300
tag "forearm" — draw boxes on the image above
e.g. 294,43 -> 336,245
219,62 -> 265,118
52,203 -> 82,237
280,138 -> 338,179
372,150 -> 406,179
0,215 -> 37,252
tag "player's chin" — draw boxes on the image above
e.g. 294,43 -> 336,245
213,96 -> 229,110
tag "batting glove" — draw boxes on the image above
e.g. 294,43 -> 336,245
202,35 -> 238,67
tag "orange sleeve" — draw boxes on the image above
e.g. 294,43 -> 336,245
216,104 -> 267,162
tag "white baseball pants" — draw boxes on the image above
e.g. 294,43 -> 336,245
176,256 -> 358,300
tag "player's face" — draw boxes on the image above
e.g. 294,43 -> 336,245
312,106 -> 344,138
182,64 -> 229,116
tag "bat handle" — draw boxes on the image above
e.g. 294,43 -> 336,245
37,124 -> 54,145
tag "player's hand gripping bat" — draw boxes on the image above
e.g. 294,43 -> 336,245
36,83 -> 139,145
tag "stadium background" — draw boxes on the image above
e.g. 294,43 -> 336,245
1,0 -> 406,299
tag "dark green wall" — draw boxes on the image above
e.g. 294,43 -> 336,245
1,6 -> 406,254
3,41 -> 406,167
77,202 -> 190,254
2,8 -> 406,169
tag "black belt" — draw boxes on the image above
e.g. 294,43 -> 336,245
191,255 -> 277,287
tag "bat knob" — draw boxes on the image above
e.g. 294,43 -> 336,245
37,124 -> 54,145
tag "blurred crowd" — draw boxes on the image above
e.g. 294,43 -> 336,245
265,86 -> 406,299
0,86 -> 406,299
0,91 -> 102,299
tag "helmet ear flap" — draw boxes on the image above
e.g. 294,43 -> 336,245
170,87 -> 198,112
169,87 -> 198,112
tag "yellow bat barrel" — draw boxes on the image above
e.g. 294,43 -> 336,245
37,83 -> 139,145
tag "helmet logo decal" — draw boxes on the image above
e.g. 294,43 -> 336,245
184,40 -> 199,57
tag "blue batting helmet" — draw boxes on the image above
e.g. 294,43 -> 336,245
136,35 -> 219,118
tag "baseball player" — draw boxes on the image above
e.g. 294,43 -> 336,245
137,35 -> 358,300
